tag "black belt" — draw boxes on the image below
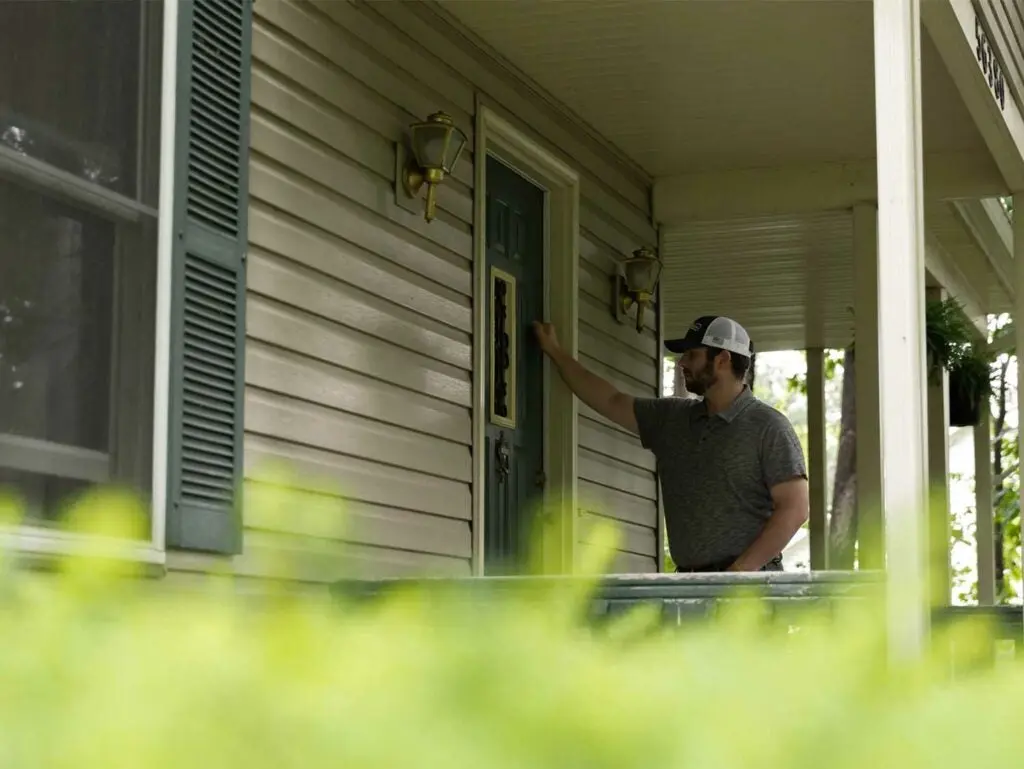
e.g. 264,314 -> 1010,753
676,554 -> 783,573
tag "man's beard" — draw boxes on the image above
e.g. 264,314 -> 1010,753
684,363 -> 716,397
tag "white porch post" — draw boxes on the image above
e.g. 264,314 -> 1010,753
974,395 -> 996,605
873,0 -> 930,659
1015,203 -> 1024,613
806,348 -> 828,570
925,287 -> 951,606
853,203 -> 883,567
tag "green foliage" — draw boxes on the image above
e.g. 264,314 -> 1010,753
1,484 -> 1024,768
784,350 -> 843,396
925,298 -> 993,406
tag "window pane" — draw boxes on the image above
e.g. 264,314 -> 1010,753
0,0 -> 142,196
0,467 -> 91,524
0,177 -> 114,453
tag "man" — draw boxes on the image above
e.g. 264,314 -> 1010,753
533,315 -> 808,572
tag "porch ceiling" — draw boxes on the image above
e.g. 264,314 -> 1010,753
660,204 -> 1009,353
436,0 -> 1007,351
437,0 -> 987,175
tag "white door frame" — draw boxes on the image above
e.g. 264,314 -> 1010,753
471,98 -> 580,576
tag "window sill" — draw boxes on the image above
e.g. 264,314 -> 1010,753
0,525 -> 166,573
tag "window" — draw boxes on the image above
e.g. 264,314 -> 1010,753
0,1 -> 162,524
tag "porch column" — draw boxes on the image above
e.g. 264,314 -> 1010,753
806,348 -> 828,570
1015,201 -> 1024,610
873,0 -> 930,659
974,395 -> 996,605
925,287 -> 951,607
853,203 -> 883,567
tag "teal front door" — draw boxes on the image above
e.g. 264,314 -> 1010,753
484,156 -> 545,575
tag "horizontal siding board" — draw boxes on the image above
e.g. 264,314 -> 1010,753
248,250 -> 472,371
580,513 -> 656,558
580,208 -> 649,259
254,1 -> 475,154
251,20 -> 474,187
576,353 -> 656,438
578,480 -> 657,529
578,183 -> 657,249
249,205 -> 471,333
248,298 -> 471,407
251,67 -> 474,224
578,262 -> 657,333
241,531 -> 470,581
579,323 -> 658,389
578,417 -> 654,472
368,0 -> 651,213
579,293 -> 659,359
250,115 -> 471,254
251,65 -> 393,178
580,545 -> 657,575
244,481 -> 471,558
249,163 -> 472,295
246,388 -> 471,482
316,0 -> 477,117
246,434 -> 471,520
578,355 -> 656,399
246,341 -> 471,444
580,231 -> 626,278
579,448 -> 658,502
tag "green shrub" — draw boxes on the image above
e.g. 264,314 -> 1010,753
0,484 -> 1022,768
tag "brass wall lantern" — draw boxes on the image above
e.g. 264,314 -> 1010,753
612,247 -> 663,332
401,111 -> 467,223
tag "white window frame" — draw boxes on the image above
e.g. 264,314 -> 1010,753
0,0 -> 175,564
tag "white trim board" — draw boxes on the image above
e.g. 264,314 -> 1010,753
471,99 -> 580,576
0,525 -> 166,567
151,0 -> 179,553
652,151 -> 1006,224
922,0 -> 1024,191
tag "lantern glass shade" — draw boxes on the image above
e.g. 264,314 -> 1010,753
624,251 -> 662,294
410,112 -> 467,174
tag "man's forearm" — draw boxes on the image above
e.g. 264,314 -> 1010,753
729,507 -> 807,571
548,348 -> 620,416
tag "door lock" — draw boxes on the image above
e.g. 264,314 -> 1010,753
495,432 -> 511,484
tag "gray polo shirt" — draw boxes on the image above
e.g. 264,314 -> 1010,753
633,388 -> 807,570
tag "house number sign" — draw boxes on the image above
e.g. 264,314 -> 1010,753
975,15 -> 1007,111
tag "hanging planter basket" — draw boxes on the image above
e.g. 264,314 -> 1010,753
948,367 -> 982,427
925,297 -> 993,429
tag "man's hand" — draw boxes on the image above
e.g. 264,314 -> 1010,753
531,319 -> 639,434
533,321 -> 561,358
728,478 -> 809,571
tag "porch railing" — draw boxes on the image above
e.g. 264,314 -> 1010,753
333,572 -> 1022,654
333,570 -> 882,627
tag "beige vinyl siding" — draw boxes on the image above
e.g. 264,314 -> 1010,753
224,0 -> 474,581
194,0 -> 659,581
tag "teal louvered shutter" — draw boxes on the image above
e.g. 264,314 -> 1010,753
166,0 -> 253,553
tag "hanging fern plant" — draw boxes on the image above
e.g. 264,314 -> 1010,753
925,297 -> 993,426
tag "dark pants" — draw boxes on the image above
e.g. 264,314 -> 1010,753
675,554 -> 783,573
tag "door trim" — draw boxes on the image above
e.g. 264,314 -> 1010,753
472,98 -> 580,576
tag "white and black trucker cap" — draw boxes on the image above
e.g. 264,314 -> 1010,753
664,315 -> 753,358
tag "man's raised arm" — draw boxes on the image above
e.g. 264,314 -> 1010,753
533,321 -> 638,434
